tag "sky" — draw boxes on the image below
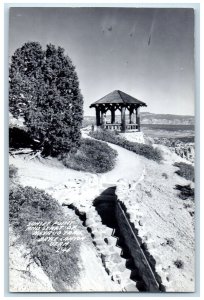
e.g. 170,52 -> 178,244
9,7 -> 195,116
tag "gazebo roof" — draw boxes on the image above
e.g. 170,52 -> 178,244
90,90 -> 147,108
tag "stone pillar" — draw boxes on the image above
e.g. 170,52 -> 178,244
121,106 -> 126,132
136,107 -> 140,131
96,107 -> 101,126
111,107 -> 115,124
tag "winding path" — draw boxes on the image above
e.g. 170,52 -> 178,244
10,133 -> 145,196
102,142 -> 144,184
82,131 -> 145,185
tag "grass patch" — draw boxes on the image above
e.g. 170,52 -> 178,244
89,130 -> 163,162
173,162 -> 194,182
58,138 -> 117,173
9,185 -> 81,291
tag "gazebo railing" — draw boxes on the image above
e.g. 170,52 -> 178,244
103,123 -> 138,131
104,123 -> 122,131
126,124 -> 138,131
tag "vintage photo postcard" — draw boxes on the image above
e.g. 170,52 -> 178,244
8,7 -> 195,293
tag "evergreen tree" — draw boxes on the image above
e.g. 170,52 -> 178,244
9,42 -> 83,156
9,42 -> 44,118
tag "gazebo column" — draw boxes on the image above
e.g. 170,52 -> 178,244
95,107 -> 101,126
111,107 -> 115,124
136,107 -> 140,131
121,106 -> 126,132
101,107 -> 106,129
129,107 -> 133,124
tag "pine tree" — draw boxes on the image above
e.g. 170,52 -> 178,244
9,42 -> 83,156
9,42 -> 44,118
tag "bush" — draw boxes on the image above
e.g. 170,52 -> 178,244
174,259 -> 184,269
162,172 -> 168,179
9,127 -> 40,149
9,164 -> 18,179
9,186 -> 63,223
173,162 -> 194,182
175,184 -> 194,201
9,185 -> 80,290
58,138 -> 117,173
89,130 -> 163,162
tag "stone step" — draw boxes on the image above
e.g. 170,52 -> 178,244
104,236 -> 118,246
121,268 -> 132,279
86,211 -> 102,220
107,245 -> 122,256
123,282 -> 139,292
99,225 -> 115,235
102,253 -> 124,264
85,219 -> 102,227
93,238 -> 107,247
102,183 -> 116,188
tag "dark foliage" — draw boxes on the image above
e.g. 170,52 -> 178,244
175,184 -> 194,201
9,42 -> 83,156
9,185 -> 80,290
162,173 -> 168,179
9,164 -> 18,179
174,260 -> 184,269
9,127 -> 40,149
89,130 -> 163,162
173,162 -> 194,182
9,42 -> 44,118
59,138 -> 117,173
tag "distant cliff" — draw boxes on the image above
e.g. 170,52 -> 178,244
83,113 -> 194,127
140,113 -> 194,125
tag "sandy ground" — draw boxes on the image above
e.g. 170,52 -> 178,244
9,136 -> 195,292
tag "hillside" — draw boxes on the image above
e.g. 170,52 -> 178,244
9,135 -> 195,292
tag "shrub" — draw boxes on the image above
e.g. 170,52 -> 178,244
9,186 -> 63,224
173,162 -> 194,182
174,259 -> 184,269
162,173 -> 168,179
9,164 -> 18,179
9,127 -> 40,149
175,184 -> 194,201
9,185 -> 80,290
58,138 -> 117,173
89,130 -> 163,162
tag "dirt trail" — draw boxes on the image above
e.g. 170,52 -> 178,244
103,142 -> 144,184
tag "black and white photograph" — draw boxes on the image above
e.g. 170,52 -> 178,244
8,6 -> 196,293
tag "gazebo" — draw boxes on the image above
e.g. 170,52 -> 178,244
89,90 -> 147,132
